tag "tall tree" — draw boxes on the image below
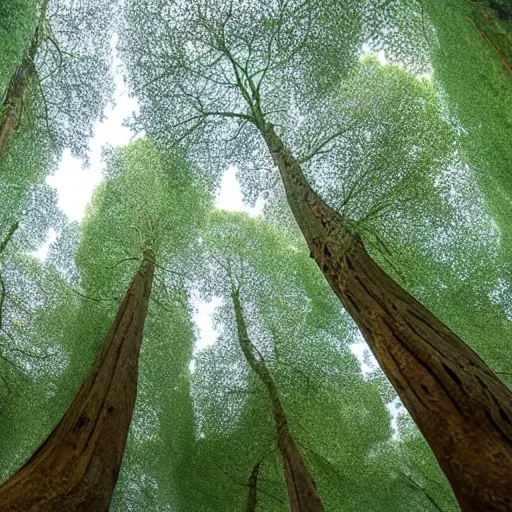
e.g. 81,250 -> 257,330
120,2 -> 512,509
0,139 -> 209,507
0,0 -> 117,159
0,0 -> 37,104
231,283 -> 324,511
0,0 -> 47,152
185,211 -> 453,512
0,249 -> 155,510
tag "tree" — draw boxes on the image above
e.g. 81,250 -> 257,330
0,139 -> 209,508
0,180 -> 63,419
181,211 -> 456,512
0,0 -> 117,159
0,0 -> 47,153
0,0 -> 37,96
231,283 -> 324,511
120,2 -> 512,509
0,249 -> 155,510
246,461 -> 261,512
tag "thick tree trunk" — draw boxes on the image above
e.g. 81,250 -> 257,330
247,461 -> 260,512
0,0 -> 47,154
260,123 -> 512,512
232,288 -> 324,512
0,250 -> 155,511
0,66 -> 31,153
0,220 -> 20,328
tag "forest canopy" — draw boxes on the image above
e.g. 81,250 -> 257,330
0,0 -> 510,511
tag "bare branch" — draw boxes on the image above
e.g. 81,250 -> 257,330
402,471 -> 445,512
68,286 -> 118,303
298,122 -> 358,165
106,257 -> 140,270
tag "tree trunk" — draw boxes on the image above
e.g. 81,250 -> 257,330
247,461 -> 260,512
0,0 -> 48,154
0,66 -> 31,153
0,221 -> 19,255
0,250 -> 155,511
260,122 -> 512,512
232,287 -> 324,512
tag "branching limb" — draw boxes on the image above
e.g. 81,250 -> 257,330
0,221 -> 19,255
402,471 -> 445,512
32,69 -> 55,146
212,461 -> 286,506
298,122 -> 358,165
39,34 -> 64,82
106,257 -> 140,270
149,296 -> 174,313
68,286 -> 118,303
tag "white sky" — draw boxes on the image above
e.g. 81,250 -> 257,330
361,43 -> 388,66
46,35 -> 140,224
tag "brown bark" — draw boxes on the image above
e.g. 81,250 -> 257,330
0,0 -> 48,154
247,461 -> 260,512
260,122 -> 512,512
0,250 -> 155,511
232,287 -> 324,512
0,67 -> 31,153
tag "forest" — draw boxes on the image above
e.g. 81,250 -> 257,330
0,0 -> 511,510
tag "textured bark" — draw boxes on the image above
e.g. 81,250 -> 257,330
0,0 -> 48,154
0,66 -> 31,153
260,123 -> 512,512
0,250 -> 155,511
247,461 -> 260,512
232,288 -> 324,512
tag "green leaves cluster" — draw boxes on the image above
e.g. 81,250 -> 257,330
0,0 -> 510,510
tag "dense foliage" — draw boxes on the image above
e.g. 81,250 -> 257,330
0,0 -> 510,510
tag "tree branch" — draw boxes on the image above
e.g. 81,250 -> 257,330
402,471 -> 445,512
298,122 -> 357,164
0,221 -> 19,255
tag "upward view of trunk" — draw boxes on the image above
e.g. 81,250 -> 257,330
232,287 -> 324,512
0,250 -> 155,511
259,122 -> 512,512
0,0 -> 48,154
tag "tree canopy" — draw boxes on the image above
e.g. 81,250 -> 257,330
0,0 -> 510,510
